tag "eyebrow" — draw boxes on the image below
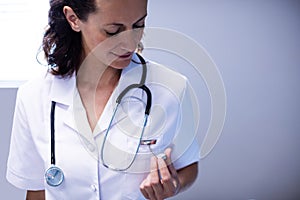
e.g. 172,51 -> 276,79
104,14 -> 148,26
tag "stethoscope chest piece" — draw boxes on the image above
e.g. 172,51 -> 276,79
45,165 -> 64,187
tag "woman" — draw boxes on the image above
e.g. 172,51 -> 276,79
7,0 -> 199,199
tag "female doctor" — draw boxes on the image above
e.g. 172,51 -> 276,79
6,0 -> 199,199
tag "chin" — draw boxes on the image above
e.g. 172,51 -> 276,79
110,58 -> 132,69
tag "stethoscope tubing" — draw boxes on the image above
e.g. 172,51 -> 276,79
50,101 -> 56,165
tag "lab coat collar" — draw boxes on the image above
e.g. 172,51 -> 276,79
49,74 -> 89,146
49,75 -> 98,155
49,74 -> 76,106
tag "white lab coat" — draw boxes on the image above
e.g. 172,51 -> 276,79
6,54 -> 200,200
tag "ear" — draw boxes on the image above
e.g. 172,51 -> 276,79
63,6 -> 81,32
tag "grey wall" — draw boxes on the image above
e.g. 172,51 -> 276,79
0,89 -> 24,198
1,0 -> 300,199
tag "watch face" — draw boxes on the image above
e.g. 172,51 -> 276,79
45,166 -> 64,187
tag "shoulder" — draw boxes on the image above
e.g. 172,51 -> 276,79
146,59 -> 188,99
127,54 -> 188,86
17,70 -> 75,106
147,60 -> 187,82
17,71 -> 53,102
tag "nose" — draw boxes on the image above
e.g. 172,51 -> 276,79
119,29 -> 143,52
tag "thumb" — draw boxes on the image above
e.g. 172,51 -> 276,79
164,147 -> 181,194
164,148 -> 177,175
164,147 -> 172,163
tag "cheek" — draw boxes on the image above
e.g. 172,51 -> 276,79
81,27 -> 110,55
88,35 -> 108,52
90,36 -> 121,63
111,29 -> 144,52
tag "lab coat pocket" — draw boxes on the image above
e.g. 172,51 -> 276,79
125,134 -> 170,174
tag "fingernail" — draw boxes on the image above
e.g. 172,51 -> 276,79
157,153 -> 167,160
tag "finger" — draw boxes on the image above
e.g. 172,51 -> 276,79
140,157 -> 161,200
152,184 -> 164,200
140,175 -> 156,200
139,179 -> 150,199
164,148 -> 172,163
162,148 -> 181,195
149,156 -> 164,199
150,156 -> 159,182
164,148 -> 177,176
157,156 -> 171,183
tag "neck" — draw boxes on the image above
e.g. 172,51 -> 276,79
76,54 -> 121,91
75,56 -> 122,132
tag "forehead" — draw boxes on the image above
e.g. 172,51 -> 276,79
93,0 -> 148,22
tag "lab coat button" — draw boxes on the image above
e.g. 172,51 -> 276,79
91,184 -> 97,192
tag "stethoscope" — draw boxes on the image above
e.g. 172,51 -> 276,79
45,53 -> 152,186
45,101 -> 64,187
100,53 -> 153,171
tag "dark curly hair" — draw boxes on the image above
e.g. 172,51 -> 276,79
43,0 -> 97,77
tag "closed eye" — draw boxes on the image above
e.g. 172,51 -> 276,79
133,24 -> 145,29
105,24 -> 144,36
104,14 -> 147,36
105,28 -> 121,36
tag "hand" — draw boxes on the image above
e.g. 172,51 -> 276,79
140,148 -> 180,200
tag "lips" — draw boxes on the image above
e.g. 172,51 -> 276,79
117,52 -> 133,59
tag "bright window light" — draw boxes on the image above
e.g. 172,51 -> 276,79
0,0 -> 49,83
